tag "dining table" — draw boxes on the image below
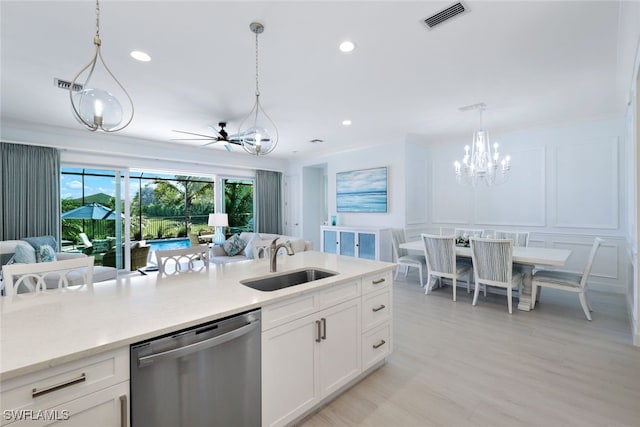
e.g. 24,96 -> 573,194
399,240 -> 571,311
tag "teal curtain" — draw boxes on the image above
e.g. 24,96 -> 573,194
255,170 -> 282,234
0,143 -> 61,246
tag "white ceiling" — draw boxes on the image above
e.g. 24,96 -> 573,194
0,1 -> 627,160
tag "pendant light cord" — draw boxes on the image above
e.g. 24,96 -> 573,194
255,30 -> 260,97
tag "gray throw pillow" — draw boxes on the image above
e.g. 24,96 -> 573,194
13,242 -> 37,264
223,234 -> 247,257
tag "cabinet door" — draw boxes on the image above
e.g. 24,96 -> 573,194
318,300 -> 361,398
339,231 -> 356,257
322,230 -> 337,254
357,232 -> 376,260
262,315 -> 319,427
10,382 -> 129,427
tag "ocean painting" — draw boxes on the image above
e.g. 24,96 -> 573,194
336,167 -> 388,213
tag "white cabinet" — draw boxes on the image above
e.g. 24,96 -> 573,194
262,271 -> 394,427
320,226 -> 392,261
262,280 -> 364,427
1,348 -> 129,427
360,271 -> 393,372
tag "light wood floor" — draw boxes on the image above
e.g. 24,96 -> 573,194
299,270 -> 640,427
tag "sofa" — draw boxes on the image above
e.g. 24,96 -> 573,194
210,232 -> 313,264
0,236 -> 117,293
103,242 -> 151,270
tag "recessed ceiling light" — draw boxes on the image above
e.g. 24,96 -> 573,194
130,50 -> 151,62
309,139 -> 324,144
339,41 -> 355,53
342,119 -> 352,126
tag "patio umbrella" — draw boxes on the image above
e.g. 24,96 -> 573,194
61,202 -> 118,220
61,203 -> 121,237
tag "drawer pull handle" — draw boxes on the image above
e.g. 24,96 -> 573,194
119,394 -> 128,427
372,304 -> 386,312
315,320 -> 322,342
373,340 -> 386,349
32,373 -> 86,398
321,318 -> 327,340
372,278 -> 386,285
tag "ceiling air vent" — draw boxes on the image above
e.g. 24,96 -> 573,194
54,78 -> 83,92
424,2 -> 466,29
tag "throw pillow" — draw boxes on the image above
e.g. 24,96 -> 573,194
37,244 -> 57,263
244,233 -> 262,259
23,235 -> 58,252
223,234 -> 247,257
13,242 -> 37,264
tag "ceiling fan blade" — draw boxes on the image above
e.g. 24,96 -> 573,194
170,138 -> 216,141
224,143 -> 233,152
172,129 -> 216,139
201,140 -> 219,147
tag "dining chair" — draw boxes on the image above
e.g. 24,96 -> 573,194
421,233 -> 472,301
493,230 -> 530,247
531,237 -> 603,320
469,237 -> 522,314
155,246 -> 209,276
391,229 -> 426,286
2,256 -> 94,296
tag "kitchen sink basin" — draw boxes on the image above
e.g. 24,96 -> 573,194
240,268 -> 338,292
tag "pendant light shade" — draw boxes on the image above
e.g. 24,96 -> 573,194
238,22 -> 278,156
69,0 -> 134,132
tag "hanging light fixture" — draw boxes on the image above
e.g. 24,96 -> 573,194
454,104 -> 510,186
238,22 -> 279,156
69,0 -> 134,132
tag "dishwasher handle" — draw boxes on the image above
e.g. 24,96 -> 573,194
137,320 -> 260,368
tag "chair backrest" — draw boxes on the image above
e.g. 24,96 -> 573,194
580,237 -> 604,288
454,228 -> 484,239
391,229 -> 408,260
2,256 -> 94,296
469,237 -> 513,287
155,246 -> 209,275
421,233 -> 456,277
79,233 -> 92,248
252,239 -> 274,259
188,234 -> 201,247
494,230 -> 529,247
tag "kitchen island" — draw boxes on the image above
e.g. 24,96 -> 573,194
1,251 -> 394,426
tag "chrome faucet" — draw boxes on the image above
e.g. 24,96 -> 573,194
270,237 -> 295,272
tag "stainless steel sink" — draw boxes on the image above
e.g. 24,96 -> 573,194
240,268 -> 338,292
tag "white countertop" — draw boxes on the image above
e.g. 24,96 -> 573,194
0,251 -> 395,381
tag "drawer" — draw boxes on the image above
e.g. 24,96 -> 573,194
362,323 -> 391,371
1,347 -> 128,425
262,292 -> 317,331
318,280 -> 360,310
362,271 -> 392,294
362,289 -> 391,331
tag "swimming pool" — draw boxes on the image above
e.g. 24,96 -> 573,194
147,238 -> 190,252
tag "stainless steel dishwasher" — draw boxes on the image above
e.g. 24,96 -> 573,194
130,309 -> 261,427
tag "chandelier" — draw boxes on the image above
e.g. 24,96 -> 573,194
454,104 -> 510,186
69,0 -> 134,132
238,22 -> 279,156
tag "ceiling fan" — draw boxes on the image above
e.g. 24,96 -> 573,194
171,122 -> 242,152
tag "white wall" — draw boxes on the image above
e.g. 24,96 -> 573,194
288,143 -> 407,243
405,117 -> 629,295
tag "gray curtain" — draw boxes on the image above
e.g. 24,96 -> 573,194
0,143 -> 61,247
255,170 -> 282,234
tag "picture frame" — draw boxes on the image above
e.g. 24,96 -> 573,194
336,166 -> 388,213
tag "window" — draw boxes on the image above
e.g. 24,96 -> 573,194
223,178 -> 254,234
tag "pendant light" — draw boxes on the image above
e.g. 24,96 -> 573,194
238,22 -> 279,156
69,0 -> 134,132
